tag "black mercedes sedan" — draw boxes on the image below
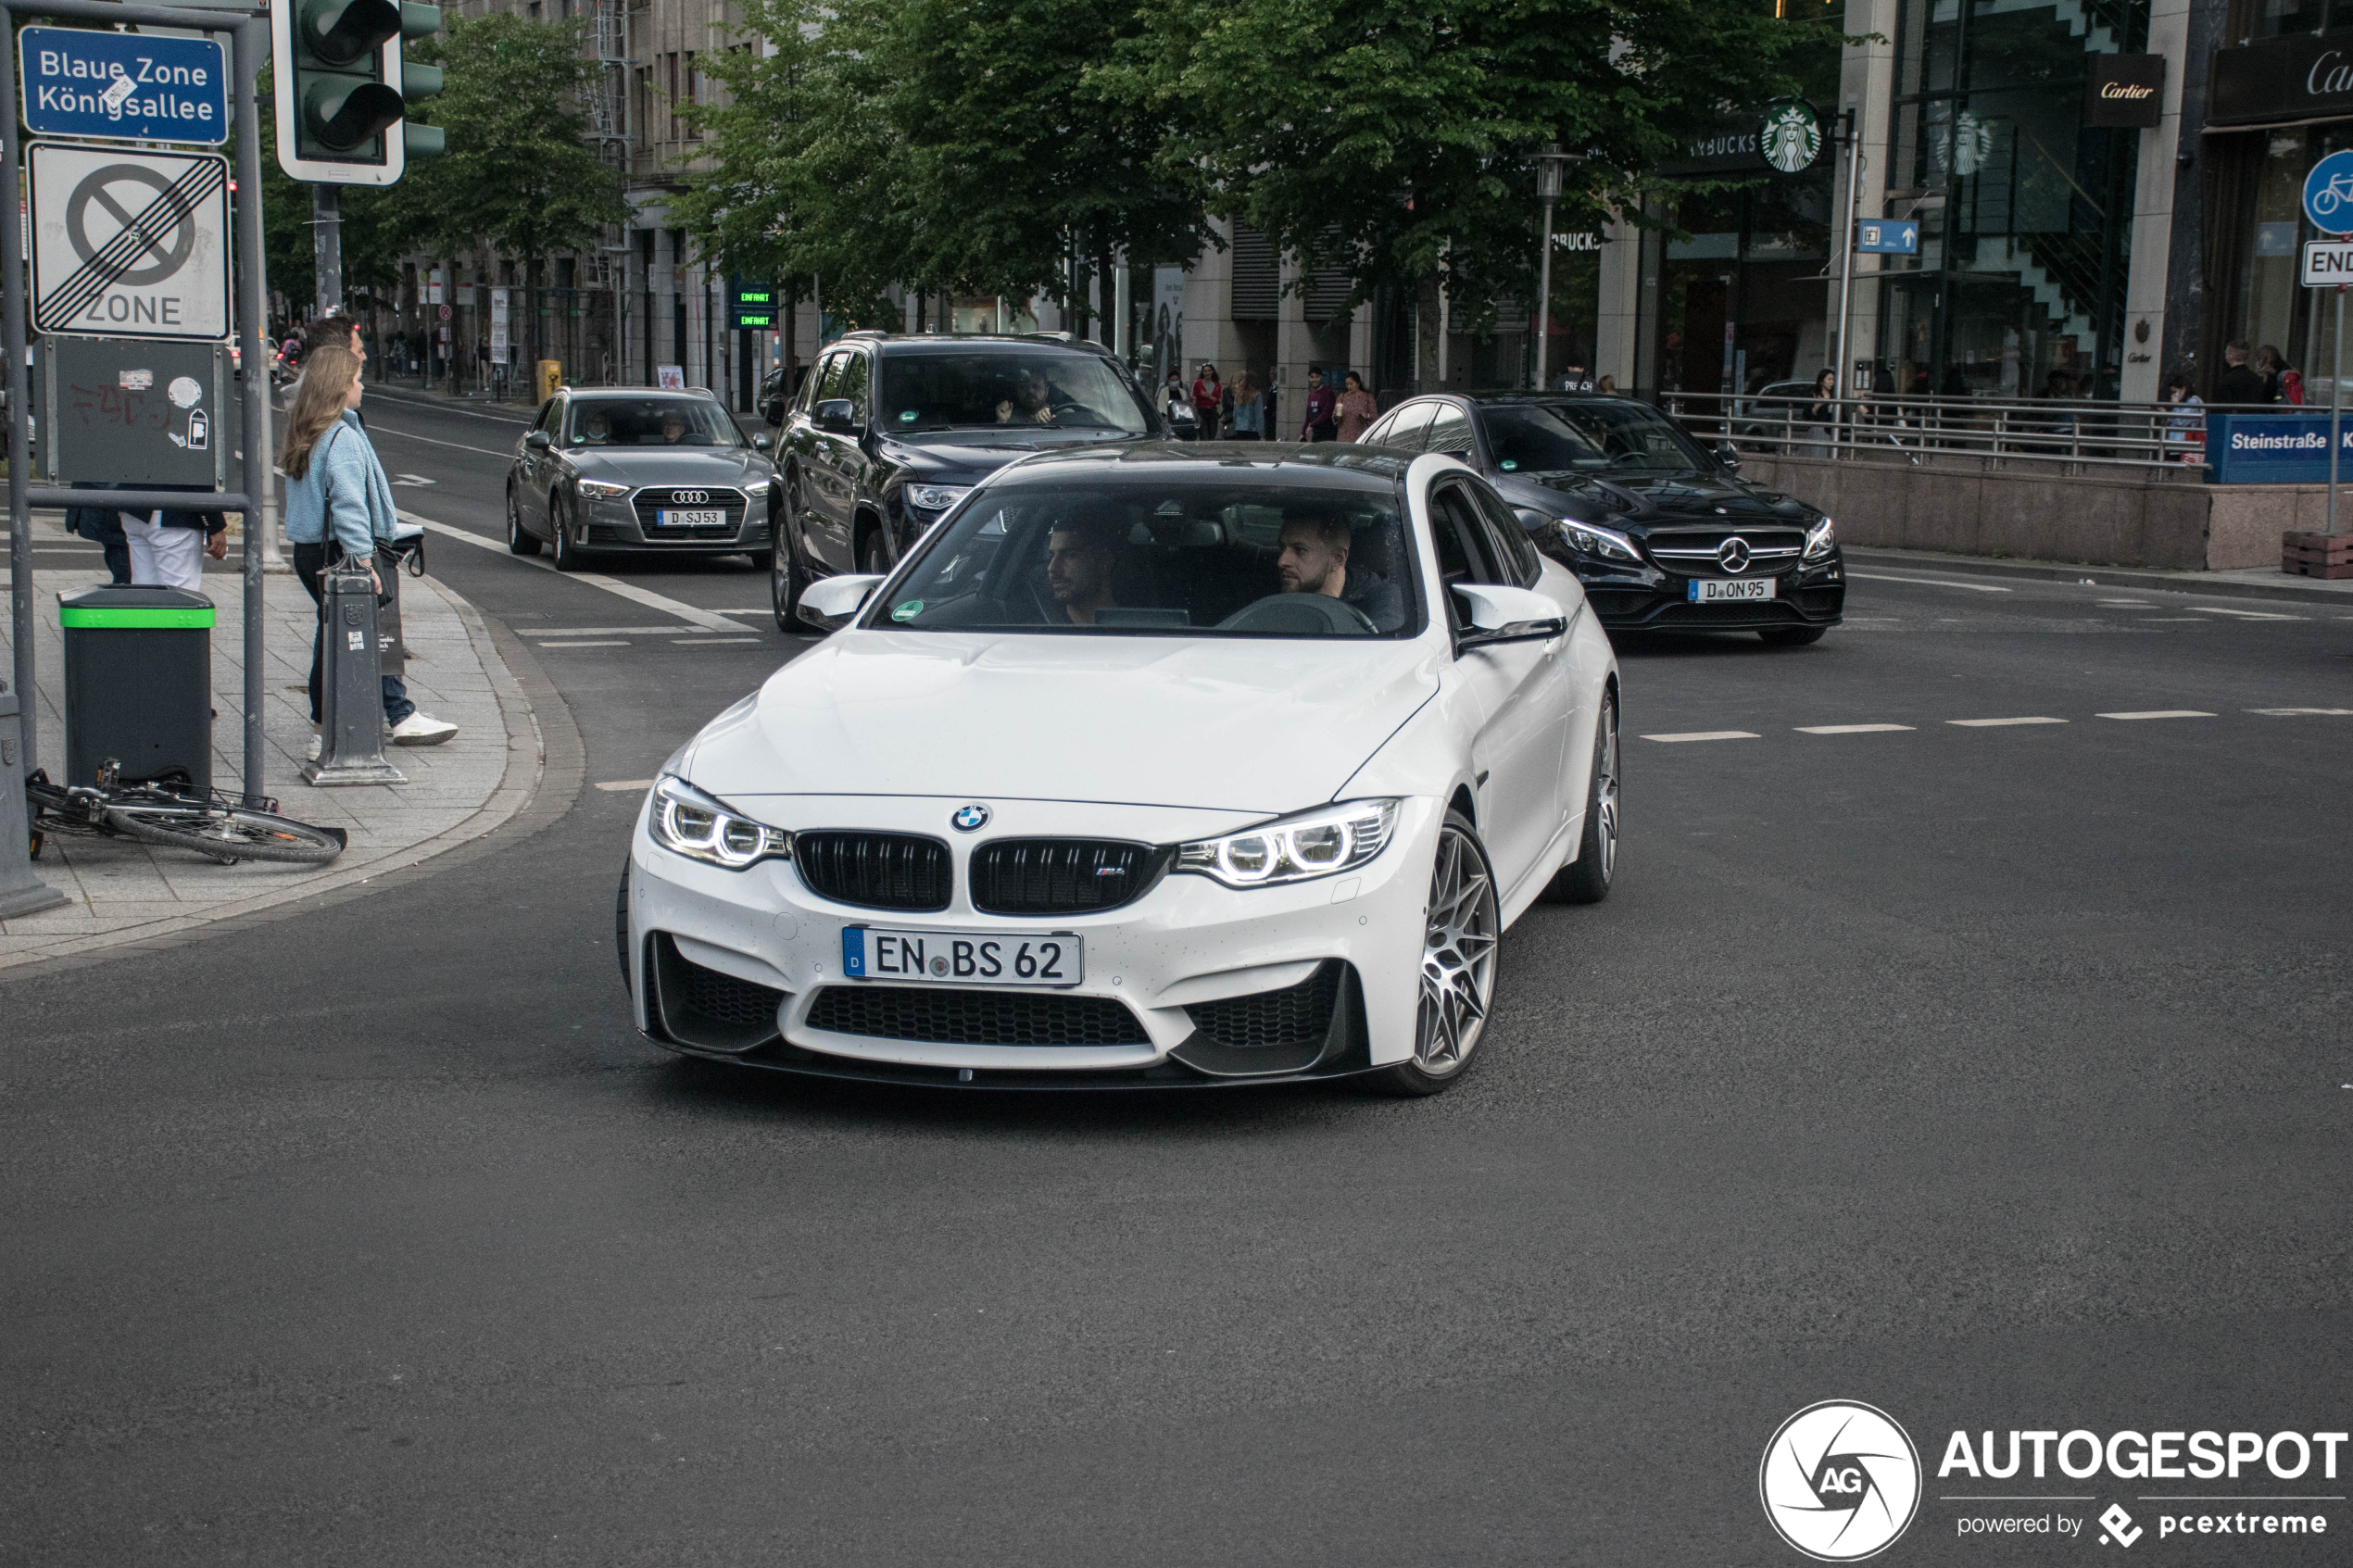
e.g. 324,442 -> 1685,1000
1356,392 -> 1843,645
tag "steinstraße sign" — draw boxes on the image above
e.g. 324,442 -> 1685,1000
17,27 -> 227,144
28,143 -> 230,341
2082,53 -> 2164,129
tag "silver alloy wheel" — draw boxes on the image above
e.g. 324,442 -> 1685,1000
1592,698 -> 1620,885
1416,822 -> 1499,1073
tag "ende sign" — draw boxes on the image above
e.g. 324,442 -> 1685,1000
17,28 -> 227,145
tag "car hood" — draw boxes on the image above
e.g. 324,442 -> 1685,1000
875,429 -> 1141,483
567,446 -> 774,485
684,631 -> 1441,813
1495,467 -> 1816,532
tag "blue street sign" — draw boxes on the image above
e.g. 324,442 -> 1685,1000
1856,219 -> 1919,256
2302,148 -> 2353,235
18,27 -> 228,145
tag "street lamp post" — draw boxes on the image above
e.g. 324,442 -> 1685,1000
1534,146 -> 1569,391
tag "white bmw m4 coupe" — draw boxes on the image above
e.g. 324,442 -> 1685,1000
621,442 -> 1620,1095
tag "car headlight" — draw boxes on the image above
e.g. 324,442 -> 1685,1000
905,483 -> 971,512
740,475 -> 772,495
648,774 -> 791,870
1560,521 -> 1643,564
576,479 -> 631,498
1804,516 -> 1836,558
1175,799 -> 1400,888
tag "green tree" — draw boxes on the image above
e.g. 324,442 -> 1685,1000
1103,0 -> 1844,381
396,13 -> 629,370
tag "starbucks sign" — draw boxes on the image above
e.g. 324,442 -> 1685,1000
1760,100 -> 1823,174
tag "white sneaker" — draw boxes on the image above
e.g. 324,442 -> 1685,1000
306,734 -> 322,762
390,712 -> 459,746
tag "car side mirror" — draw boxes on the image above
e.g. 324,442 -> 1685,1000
524,430 -> 552,450
1715,440 -> 1743,473
815,399 -> 858,435
796,572 -> 886,633
751,432 -> 773,451
1453,583 -> 1568,648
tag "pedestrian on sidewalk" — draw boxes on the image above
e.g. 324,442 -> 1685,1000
1301,367 -> 1337,442
1335,371 -> 1378,441
2215,340 -> 2266,406
1228,373 -> 1265,440
2163,370 -> 2205,462
279,344 -> 458,751
64,486 -> 132,585
1191,363 -> 1223,440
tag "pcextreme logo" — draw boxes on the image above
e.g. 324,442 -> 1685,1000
1760,1400 -> 1924,1562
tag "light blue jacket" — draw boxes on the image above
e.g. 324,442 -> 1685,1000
283,411 -> 399,560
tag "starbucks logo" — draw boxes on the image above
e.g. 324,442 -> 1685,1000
1762,102 -> 1823,174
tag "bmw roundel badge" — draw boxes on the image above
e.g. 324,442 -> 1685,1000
951,804 -> 990,832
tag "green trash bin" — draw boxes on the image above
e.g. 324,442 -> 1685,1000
58,584 -> 215,789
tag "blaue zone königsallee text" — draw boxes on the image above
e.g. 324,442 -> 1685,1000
17,27 -> 227,144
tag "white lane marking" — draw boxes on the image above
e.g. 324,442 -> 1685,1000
1846,571 -> 2012,593
369,424 -> 516,459
2194,606 -> 2305,621
1641,731 -> 1759,743
1796,723 -> 1916,734
1949,716 -> 2066,727
536,640 -> 629,648
2248,707 -> 2353,716
2096,710 -> 2215,721
392,472 -> 439,486
400,512 -> 743,632
673,637 -> 761,646
595,779 -> 657,792
715,608 -> 773,616
516,625 -> 697,636
2140,617 -> 2207,622
2096,599 -> 2154,607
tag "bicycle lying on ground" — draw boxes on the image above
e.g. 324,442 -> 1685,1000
25,761 -> 346,867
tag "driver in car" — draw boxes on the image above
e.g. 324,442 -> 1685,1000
579,409 -> 613,445
658,409 -> 690,444
1277,512 -> 1407,632
996,371 -> 1058,427
1045,520 -> 1121,625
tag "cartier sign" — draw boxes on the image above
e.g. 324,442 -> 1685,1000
2083,54 -> 2165,127
2210,32 -> 2353,127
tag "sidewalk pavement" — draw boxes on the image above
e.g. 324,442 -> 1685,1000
1846,546 -> 2353,605
2,516 -> 541,974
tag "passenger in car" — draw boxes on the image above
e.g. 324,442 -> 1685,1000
1045,521 -> 1122,625
1276,513 -> 1407,633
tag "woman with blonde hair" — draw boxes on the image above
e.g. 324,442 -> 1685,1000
281,344 -> 457,750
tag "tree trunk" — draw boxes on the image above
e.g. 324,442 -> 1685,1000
1095,245 -> 1117,347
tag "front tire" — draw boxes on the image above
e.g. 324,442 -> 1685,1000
772,520 -> 809,633
1546,689 -> 1618,905
550,494 -> 583,571
1361,809 -> 1499,1098
1759,625 -> 1826,646
506,485 -> 541,556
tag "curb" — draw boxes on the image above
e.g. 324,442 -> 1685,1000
1844,547 -> 2353,607
0,583 -> 587,983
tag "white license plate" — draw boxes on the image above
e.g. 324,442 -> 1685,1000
1688,577 -> 1777,603
842,926 -> 1085,987
655,508 -> 726,528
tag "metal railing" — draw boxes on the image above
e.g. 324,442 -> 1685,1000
1657,390 -> 2267,478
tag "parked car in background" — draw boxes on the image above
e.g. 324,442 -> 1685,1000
1356,391 -> 1843,646
769,332 -> 1164,631
504,388 -> 777,572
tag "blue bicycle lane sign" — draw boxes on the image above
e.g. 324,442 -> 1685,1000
2303,149 -> 2353,234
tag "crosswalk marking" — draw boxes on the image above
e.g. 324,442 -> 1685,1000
1795,723 -> 1916,734
2096,710 -> 2215,721
536,640 -> 627,648
2194,607 -> 2304,621
594,779 -> 657,793
1948,716 -> 2066,727
1640,731 -> 1759,744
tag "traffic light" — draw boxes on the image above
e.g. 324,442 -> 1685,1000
272,0 -> 445,184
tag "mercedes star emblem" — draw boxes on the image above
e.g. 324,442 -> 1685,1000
1718,537 -> 1753,573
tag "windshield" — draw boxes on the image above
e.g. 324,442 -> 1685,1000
870,474 -> 1419,638
568,398 -> 744,447
875,352 -> 1152,436
1486,401 -> 1708,474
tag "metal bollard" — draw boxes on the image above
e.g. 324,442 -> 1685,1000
301,565 -> 407,786
0,682 -> 69,918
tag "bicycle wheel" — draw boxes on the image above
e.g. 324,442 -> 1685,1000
104,803 -> 346,865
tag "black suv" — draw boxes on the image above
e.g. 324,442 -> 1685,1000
770,333 -> 1164,630
1358,391 -> 1844,645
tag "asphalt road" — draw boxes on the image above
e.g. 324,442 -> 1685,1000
6,386 -> 2350,1565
